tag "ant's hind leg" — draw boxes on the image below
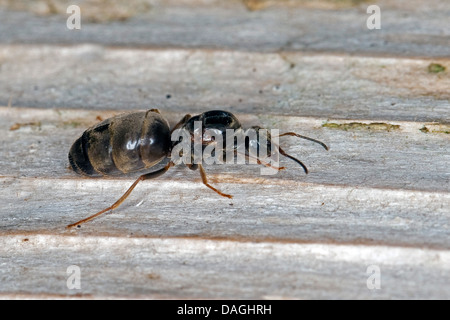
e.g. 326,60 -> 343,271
198,164 -> 233,199
66,161 -> 174,229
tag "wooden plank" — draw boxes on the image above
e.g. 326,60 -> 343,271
0,235 -> 449,299
0,0 -> 449,57
0,0 -> 449,300
1,107 -> 448,192
0,45 -> 449,121
0,107 -> 449,300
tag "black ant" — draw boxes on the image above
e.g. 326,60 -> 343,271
67,110 -> 328,228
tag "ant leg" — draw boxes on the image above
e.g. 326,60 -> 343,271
67,161 -> 174,228
238,151 -> 285,171
256,158 -> 285,171
198,164 -> 233,199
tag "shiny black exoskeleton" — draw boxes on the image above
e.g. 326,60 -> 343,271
69,109 -> 171,176
171,110 -> 243,168
67,109 -> 328,228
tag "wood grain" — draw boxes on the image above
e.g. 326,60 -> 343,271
0,0 -> 449,299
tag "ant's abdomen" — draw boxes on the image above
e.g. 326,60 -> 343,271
68,110 -> 171,176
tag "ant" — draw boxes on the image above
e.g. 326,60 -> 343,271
67,110 -> 328,228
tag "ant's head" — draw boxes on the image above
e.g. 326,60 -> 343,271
170,110 -> 329,173
243,126 -> 329,174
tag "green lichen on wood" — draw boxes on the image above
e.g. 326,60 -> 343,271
322,122 -> 400,132
419,126 -> 430,133
427,63 -> 446,73
419,124 -> 450,134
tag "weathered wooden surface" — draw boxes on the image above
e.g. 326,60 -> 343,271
1,0 -> 449,57
1,45 -> 449,121
0,0 -> 449,299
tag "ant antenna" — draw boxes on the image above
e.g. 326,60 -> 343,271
276,132 -> 329,174
277,132 -> 329,151
278,147 -> 309,174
